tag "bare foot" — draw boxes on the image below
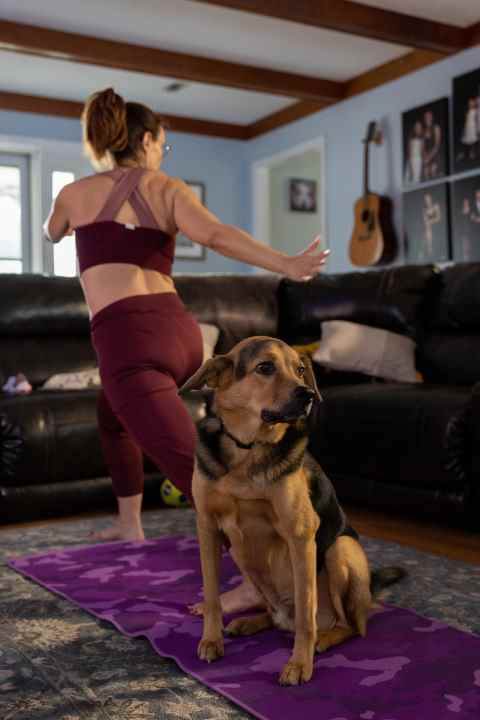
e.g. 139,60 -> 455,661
88,520 -> 145,543
189,579 -> 265,615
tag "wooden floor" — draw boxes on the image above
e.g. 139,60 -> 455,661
2,503 -> 480,565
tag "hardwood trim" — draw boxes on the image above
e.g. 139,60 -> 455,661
344,49 -> 445,99
0,91 -> 249,140
466,21 -> 480,47
245,48 -> 449,137
0,19 -> 343,103
345,505 -> 480,565
190,0 -> 466,54
245,99 -> 331,138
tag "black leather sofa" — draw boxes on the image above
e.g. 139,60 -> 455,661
0,264 -> 478,527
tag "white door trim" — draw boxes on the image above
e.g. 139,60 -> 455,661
251,136 -> 327,272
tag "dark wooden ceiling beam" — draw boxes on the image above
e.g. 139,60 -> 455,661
191,0 -> 467,55
344,49 -> 445,99
0,91 -> 249,140
246,48 -> 448,138
245,100 -> 330,139
0,19 -> 343,103
466,21 -> 480,47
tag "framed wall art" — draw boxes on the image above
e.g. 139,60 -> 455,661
289,178 -> 317,212
403,182 -> 451,264
402,98 -> 449,187
453,67 -> 480,174
175,181 -> 207,260
451,174 -> 480,262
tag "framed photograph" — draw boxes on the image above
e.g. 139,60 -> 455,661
175,181 -> 206,260
453,67 -> 480,174
403,183 -> 451,264
289,178 -> 317,213
402,98 -> 449,187
451,174 -> 480,262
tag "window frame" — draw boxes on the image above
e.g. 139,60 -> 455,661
0,152 -> 32,273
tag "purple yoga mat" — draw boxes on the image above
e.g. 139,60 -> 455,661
8,535 -> 480,720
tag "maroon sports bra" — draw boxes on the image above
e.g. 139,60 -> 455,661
75,167 -> 176,276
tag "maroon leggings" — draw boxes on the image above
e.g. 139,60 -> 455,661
90,292 -> 204,503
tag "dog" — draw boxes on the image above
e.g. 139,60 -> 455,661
179,336 -> 404,686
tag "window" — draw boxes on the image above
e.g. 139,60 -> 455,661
0,153 -> 31,273
52,171 -> 77,277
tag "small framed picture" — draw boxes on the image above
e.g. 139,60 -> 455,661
402,98 -> 449,187
289,178 -> 317,213
453,67 -> 480,174
403,183 -> 451,264
175,181 -> 206,260
451,174 -> 480,262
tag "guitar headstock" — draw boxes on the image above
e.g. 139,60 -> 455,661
362,121 -> 383,146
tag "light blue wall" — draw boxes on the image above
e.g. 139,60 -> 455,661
242,45 -> 480,274
2,44 -> 480,277
0,109 -> 249,274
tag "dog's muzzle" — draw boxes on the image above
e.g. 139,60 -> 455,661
261,386 -> 316,424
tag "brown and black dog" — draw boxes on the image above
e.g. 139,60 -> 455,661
179,336 -> 403,686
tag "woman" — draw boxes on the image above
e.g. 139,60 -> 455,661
43,87 -> 329,551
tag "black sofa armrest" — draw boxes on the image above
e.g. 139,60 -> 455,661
467,382 -> 480,523
0,412 -> 24,481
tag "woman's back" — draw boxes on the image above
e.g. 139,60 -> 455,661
69,167 -> 177,234
64,167 -> 180,320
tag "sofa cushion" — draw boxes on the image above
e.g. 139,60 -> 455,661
310,383 -> 472,495
278,264 -> 439,346
0,388 -> 209,487
419,263 -> 480,385
174,273 -> 280,353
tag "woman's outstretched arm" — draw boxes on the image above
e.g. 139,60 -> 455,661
172,179 -> 330,281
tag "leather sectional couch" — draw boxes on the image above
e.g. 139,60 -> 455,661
0,264 -> 478,527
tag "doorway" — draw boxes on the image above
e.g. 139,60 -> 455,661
252,137 -> 326,272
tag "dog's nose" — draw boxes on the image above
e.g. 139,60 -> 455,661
294,386 -> 315,402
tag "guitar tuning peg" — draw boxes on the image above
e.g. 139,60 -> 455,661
374,126 -> 384,145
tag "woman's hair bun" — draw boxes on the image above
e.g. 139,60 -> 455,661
82,87 -> 129,160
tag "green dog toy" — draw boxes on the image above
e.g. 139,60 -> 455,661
160,478 -> 189,507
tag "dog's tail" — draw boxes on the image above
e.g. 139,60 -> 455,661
370,566 -> 407,598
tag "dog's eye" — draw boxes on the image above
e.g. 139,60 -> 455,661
298,366 -> 306,377
255,361 -> 275,375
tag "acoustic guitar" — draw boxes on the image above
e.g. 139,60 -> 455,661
349,121 -> 396,267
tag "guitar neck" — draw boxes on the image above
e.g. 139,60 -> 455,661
363,140 -> 370,199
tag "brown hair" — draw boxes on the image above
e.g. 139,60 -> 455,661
81,87 -> 168,167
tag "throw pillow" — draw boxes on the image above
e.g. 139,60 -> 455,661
200,323 -> 220,362
38,324 -> 219,391
312,320 -> 419,383
39,368 -> 101,391
291,341 -> 321,356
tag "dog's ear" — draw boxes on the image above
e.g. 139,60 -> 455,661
299,353 -> 322,402
178,355 -> 234,394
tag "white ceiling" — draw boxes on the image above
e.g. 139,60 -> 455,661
361,0 -> 480,27
0,49 -> 294,125
0,0 -> 478,126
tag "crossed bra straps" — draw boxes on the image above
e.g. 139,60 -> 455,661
75,167 -> 176,276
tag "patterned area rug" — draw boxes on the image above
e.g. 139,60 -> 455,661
1,508 -> 480,720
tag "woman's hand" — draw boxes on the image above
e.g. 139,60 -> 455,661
282,236 -> 331,281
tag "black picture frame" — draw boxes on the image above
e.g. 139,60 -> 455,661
451,174 -> 480,262
453,67 -> 480,174
403,183 -> 451,264
175,181 -> 206,260
402,98 -> 449,188
289,178 -> 317,213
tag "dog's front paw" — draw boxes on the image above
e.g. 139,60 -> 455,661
197,636 -> 224,663
279,659 -> 313,686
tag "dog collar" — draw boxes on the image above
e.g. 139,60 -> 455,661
219,419 -> 254,450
